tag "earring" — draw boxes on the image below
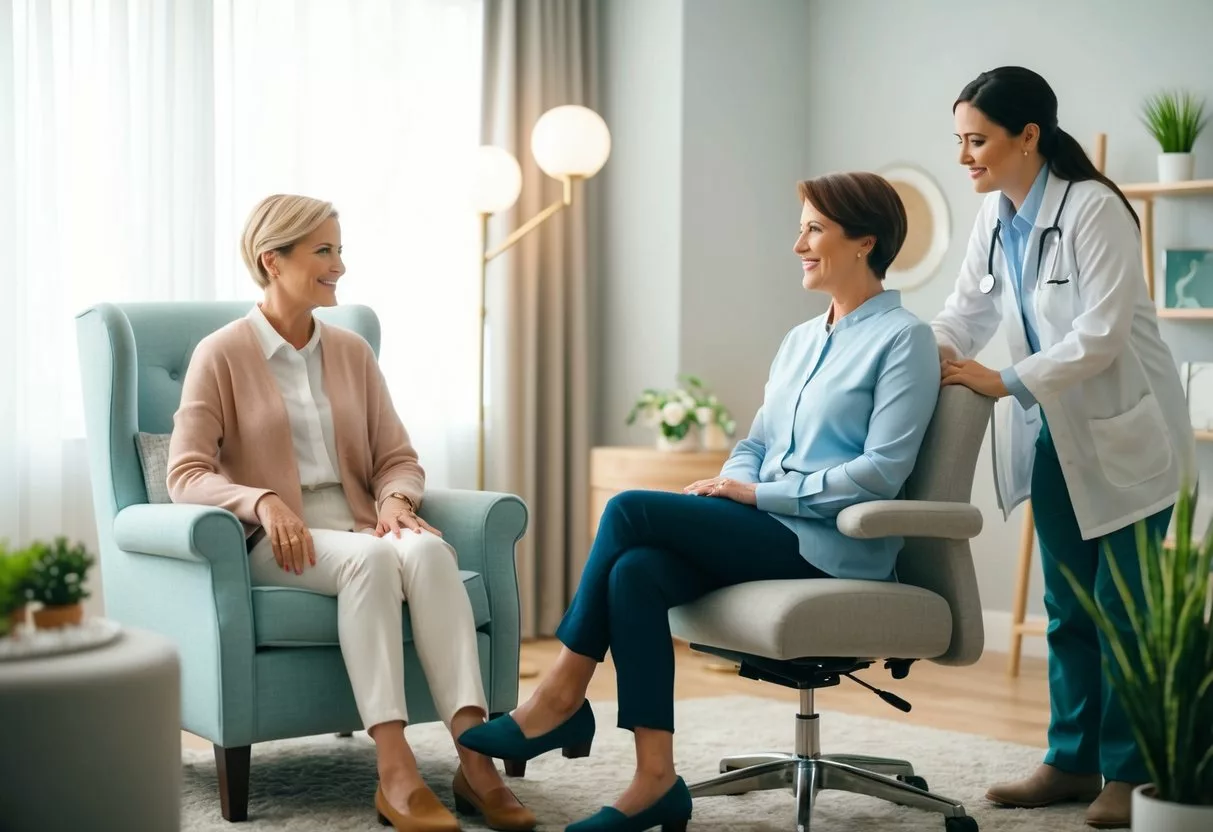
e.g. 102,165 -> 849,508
856,251 -> 863,259
1023,149 -> 1028,156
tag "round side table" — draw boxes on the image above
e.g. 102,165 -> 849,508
0,626 -> 181,831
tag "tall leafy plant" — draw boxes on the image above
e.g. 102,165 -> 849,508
1060,486 -> 1213,805
1141,90 -> 1207,153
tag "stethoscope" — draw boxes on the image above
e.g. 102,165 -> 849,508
978,180 -> 1075,295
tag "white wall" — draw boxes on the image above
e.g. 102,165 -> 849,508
597,0 -> 1213,627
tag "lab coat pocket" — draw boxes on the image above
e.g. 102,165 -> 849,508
1037,273 -> 1080,338
1088,393 -> 1173,488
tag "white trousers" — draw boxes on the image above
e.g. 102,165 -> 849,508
249,486 -> 488,730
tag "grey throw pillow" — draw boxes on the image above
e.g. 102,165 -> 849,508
135,432 -> 172,504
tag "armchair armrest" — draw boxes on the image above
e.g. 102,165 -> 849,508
112,502 -> 257,746
418,488 -> 528,711
114,503 -> 249,567
836,500 -> 983,540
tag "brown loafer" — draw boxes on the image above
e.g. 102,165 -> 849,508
986,763 -> 1103,808
375,783 -> 460,832
1086,781 -> 1137,829
452,766 -> 537,831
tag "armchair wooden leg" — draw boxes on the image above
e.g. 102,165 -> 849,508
214,744 -> 251,822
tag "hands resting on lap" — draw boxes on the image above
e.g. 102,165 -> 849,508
252,493 -> 444,577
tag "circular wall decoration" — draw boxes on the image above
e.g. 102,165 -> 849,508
880,165 -> 951,291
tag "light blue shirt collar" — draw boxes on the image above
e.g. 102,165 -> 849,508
826,289 -> 903,332
998,164 -> 1049,235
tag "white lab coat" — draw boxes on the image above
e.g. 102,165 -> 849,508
932,172 -> 1193,540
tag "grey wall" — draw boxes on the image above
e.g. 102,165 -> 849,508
597,0 -> 685,446
597,0 -> 1213,621
597,0 -> 820,447
803,0 -> 1213,619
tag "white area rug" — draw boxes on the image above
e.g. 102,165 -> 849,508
182,696 -> 1088,830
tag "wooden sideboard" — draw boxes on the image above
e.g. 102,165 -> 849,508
588,446 -> 732,541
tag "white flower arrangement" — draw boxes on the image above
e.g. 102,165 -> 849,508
626,375 -> 737,444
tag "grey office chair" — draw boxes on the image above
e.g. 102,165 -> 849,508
669,385 -> 993,831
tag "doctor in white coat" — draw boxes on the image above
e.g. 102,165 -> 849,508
933,66 -> 1193,830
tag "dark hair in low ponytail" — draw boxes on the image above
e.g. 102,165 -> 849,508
955,66 -> 1139,227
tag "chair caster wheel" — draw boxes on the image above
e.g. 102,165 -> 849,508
899,774 -> 929,791
944,815 -> 978,831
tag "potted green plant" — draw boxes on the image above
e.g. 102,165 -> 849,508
1141,90 -> 1207,183
23,537 -> 96,629
626,374 -> 736,452
0,543 -> 36,637
1061,486 -> 1213,831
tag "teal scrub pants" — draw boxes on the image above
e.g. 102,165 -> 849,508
1031,416 -> 1172,784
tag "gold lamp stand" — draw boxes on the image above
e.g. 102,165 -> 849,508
471,105 -> 610,683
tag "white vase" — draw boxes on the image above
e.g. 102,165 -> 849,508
701,423 -> 731,451
1132,785 -> 1213,831
1157,152 -> 1194,183
656,430 -> 697,453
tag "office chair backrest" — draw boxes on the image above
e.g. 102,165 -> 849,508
898,385 -> 993,665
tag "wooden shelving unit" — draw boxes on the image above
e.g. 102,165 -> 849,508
1120,179 -> 1213,199
1158,308 -> 1213,319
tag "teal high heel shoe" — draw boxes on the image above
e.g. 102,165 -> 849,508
457,700 -> 596,762
565,777 -> 692,832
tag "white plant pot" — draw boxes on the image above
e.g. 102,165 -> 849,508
1157,152 -> 1194,183
1132,784 -> 1213,831
656,430 -> 697,453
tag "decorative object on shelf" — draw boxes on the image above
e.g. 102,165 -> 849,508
22,537 -> 96,630
1059,485 -> 1213,831
1163,249 -> 1213,309
0,544 -> 35,638
626,375 -> 736,453
1141,90 -> 1207,183
1180,361 -> 1213,431
877,165 -> 951,291
471,105 -> 611,491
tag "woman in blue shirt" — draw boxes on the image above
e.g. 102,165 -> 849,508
459,172 -> 941,832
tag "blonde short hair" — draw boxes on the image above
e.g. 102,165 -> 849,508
240,194 -> 338,288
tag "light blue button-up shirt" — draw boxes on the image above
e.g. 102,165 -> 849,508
720,290 -> 941,581
998,164 -> 1050,408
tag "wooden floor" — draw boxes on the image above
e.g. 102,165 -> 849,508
182,640 -> 1050,751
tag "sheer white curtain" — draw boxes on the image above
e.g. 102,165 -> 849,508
1,0 -> 484,551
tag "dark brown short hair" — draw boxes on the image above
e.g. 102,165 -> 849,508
796,172 -> 907,279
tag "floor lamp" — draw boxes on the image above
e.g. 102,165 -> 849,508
471,106 -> 610,678
470,105 -> 611,492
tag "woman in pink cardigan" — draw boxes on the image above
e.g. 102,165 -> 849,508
167,194 -> 534,832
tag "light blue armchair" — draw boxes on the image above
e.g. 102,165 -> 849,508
75,302 -> 527,822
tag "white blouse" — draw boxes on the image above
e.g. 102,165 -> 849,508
246,306 -> 342,488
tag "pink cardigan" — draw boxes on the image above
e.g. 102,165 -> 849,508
167,318 -> 425,536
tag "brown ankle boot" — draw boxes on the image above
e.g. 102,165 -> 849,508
986,763 -> 1103,808
1086,781 -> 1137,829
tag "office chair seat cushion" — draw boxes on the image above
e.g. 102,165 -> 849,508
251,569 -> 492,647
669,578 -> 953,661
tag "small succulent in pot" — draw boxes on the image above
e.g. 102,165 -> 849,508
23,537 -> 96,629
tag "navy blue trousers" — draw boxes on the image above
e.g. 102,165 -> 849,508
555,489 -> 827,732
